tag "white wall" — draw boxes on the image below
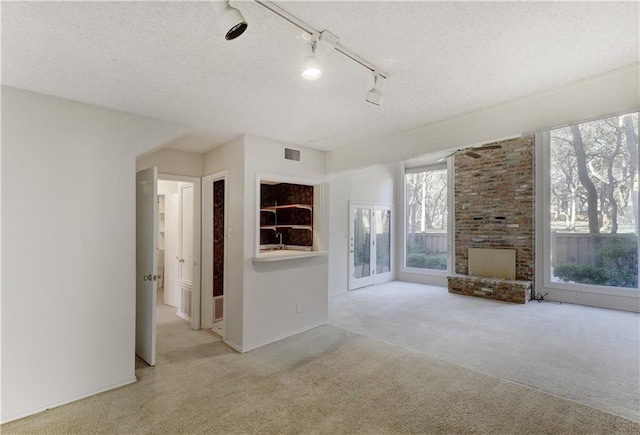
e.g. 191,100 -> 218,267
158,180 -> 179,195
327,164 -> 397,295
137,148 -> 204,177
327,64 -> 640,173
1,87 -> 185,422
242,135 -> 328,351
203,137 -> 245,350
202,135 -> 329,351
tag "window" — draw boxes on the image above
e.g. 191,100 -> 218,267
404,164 -> 448,270
547,113 -> 638,290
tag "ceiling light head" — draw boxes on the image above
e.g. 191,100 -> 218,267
302,43 -> 322,81
213,1 -> 248,41
366,74 -> 385,106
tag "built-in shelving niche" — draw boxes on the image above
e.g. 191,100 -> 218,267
260,183 -> 314,248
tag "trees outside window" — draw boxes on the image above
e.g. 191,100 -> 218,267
549,113 -> 638,288
405,165 -> 447,270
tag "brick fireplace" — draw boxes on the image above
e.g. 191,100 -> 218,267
448,135 -> 535,303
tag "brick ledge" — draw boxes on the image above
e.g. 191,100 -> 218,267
448,274 -> 531,285
447,274 -> 532,304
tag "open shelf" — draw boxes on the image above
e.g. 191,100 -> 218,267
260,203 -> 313,231
261,225 -> 312,231
260,204 -> 313,213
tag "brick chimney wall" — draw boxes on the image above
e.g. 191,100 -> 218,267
454,135 -> 535,285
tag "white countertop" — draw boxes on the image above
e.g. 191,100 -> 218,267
253,250 -> 328,262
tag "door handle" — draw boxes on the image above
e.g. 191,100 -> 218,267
143,274 -> 153,281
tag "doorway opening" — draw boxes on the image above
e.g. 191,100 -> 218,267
135,168 -> 203,367
157,179 -> 196,323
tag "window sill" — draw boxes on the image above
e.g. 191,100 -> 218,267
544,279 -> 639,297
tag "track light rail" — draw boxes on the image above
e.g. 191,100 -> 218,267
254,0 -> 389,79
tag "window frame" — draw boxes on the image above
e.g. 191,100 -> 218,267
400,159 -> 454,276
537,116 -> 640,301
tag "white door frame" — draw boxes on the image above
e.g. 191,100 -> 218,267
159,173 -> 202,330
348,201 -> 394,291
201,171 -> 228,334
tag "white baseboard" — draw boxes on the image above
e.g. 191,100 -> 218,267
1,377 -> 137,424
234,320 -> 329,353
176,311 -> 191,322
223,338 -> 243,353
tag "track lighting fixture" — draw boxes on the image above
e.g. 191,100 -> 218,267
215,1 -> 390,103
212,1 -> 248,41
301,42 -> 322,81
300,31 -> 338,81
365,74 -> 385,106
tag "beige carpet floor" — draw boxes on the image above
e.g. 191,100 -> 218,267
330,282 -> 640,422
2,288 -> 639,434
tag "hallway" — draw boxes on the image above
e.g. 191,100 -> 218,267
139,291 -> 222,368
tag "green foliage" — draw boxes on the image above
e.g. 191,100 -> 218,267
554,234 -> 638,288
554,264 -> 609,285
554,237 -> 638,288
406,253 -> 447,270
597,237 -> 638,287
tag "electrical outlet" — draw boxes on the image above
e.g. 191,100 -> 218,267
296,303 -> 303,313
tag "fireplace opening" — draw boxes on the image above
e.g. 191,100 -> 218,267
468,248 -> 516,280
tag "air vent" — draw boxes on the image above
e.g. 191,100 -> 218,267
180,286 -> 192,320
284,147 -> 301,162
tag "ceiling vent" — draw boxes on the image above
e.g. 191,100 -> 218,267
284,147 -> 301,162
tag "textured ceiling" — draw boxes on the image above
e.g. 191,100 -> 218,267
2,1 -> 639,154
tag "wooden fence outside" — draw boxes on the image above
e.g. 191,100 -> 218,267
407,233 -> 447,253
408,232 -> 637,266
551,232 -> 636,266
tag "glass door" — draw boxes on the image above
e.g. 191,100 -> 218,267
375,208 -> 392,277
349,203 -> 393,290
350,206 -> 373,289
